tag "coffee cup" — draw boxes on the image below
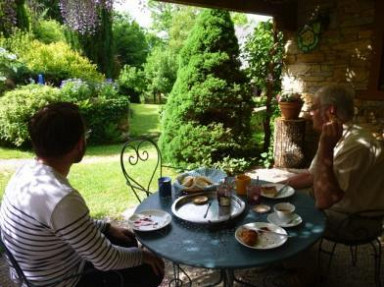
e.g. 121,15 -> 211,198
158,176 -> 172,197
235,174 -> 251,196
273,202 -> 295,223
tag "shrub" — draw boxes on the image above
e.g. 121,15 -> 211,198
79,97 -> 130,144
60,78 -> 94,101
32,19 -> 66,44
0,84 -> 62,147
0,83 -> 129,148
17,40 -> 104,85
0,47 -> 33,94
60,78 -> 121,101
158,9 -> 254,170
117,65 -> 145,103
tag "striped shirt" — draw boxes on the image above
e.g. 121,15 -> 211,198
0,160 -> 143,286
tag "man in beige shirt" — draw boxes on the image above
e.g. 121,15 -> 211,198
287,84 -> 384,238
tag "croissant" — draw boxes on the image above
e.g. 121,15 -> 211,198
180,175 -> 214,192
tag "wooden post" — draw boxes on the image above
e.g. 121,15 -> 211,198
274,117 -> 306,168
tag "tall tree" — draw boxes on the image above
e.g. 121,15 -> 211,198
143,46 -> 177,103
0,0 -> 29,36
243,20 -> 285,151
113,12 -> 149,69
78,6 -> 114,78
159,9 -> 254,168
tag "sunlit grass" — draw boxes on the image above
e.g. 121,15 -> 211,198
0,147 -> 33,159
0,103 -> 166,219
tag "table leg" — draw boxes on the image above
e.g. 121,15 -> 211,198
169,264 -> 192,287
223,269 -> 234,287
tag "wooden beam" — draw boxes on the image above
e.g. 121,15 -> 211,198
154,0 -> 297,30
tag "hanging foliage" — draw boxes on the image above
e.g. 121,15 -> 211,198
59,0 -> 113,35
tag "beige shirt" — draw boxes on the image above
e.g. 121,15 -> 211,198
309,124 -> 384,214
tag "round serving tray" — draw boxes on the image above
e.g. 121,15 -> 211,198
171,191 -> 246,224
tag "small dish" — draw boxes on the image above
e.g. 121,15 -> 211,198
267,212 -> 302,227
252,204 -> 271,214
128,209 -> 172,231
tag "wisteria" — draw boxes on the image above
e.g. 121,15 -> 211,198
0,0 -> 17,33
59,0 -> 113,35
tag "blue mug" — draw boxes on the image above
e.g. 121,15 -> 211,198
158,176 -> 172,197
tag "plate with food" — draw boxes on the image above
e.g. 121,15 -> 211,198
235,222 -> 288,249
260,183 -> 295,199
128,209 -> 172,231
174,168 -> 227,193
172,191 -> 246,224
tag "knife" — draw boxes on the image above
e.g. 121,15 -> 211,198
203,202 -> 212,218
275,183 -> 288,197
246,228 -> 292,237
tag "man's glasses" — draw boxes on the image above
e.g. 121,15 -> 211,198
85,129 -> 92,140
308,104 -> 328,112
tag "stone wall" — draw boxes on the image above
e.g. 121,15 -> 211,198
280,0 -> 383,167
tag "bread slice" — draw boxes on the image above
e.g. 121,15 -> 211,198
261,186 -> 277,197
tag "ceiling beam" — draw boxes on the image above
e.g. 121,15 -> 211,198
154,0 -> 298,30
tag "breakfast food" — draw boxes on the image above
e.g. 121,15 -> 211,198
253,204 -> 271,213
261,186 -> 278,197
193,195 -> 209,205
239,228 -> 258,246
180,175 -> 214,192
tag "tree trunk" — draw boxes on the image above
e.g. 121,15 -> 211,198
274,117 -> 306,168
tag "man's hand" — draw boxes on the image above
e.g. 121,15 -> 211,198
142,249 -> 165,276
319,114 -> 343,153
313,115 -> 344,209
105,225 -> 138,247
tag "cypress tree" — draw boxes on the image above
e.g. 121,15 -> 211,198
159,9 -> 254,168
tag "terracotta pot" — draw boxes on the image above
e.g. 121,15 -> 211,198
279,101 -> 303,120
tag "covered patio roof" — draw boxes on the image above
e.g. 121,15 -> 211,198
155,0 -> 298,30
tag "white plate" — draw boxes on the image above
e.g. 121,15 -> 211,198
267,212 -> 302,228
128,209 -> 171,231
235,222 -> 288,249
260,183 -> 295,199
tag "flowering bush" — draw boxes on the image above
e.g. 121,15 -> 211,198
276,92 -> 303,103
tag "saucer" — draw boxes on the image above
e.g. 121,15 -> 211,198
267,212 -> 302,227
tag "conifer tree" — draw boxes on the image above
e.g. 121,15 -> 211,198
159,9 -> 254,168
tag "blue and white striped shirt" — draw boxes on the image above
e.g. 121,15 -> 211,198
0,160 -> 142,286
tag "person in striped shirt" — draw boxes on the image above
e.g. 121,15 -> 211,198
0,102 -> 164,287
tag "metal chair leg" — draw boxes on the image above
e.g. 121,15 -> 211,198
370,238 -> 382,287
349,245 -> 358,266
318,239 -> 338,282
169,264 -> 192,287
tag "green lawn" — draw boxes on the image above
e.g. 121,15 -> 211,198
0,103 -> 165,219
0,103 -> 265,218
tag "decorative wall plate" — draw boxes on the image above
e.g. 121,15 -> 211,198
297,21 -> 321,52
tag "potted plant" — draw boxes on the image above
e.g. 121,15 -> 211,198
277,92 -> 303,120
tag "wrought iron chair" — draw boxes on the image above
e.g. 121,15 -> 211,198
0,229 -> 124,287
120,137 -> 191,286
120,137 -> 168,203
318,209 -> 384,287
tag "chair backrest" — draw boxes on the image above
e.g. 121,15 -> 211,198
0,229 -> 124,287
0,229 -> 33,287
120,137 -> 163,203
324,209 -> 384,244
